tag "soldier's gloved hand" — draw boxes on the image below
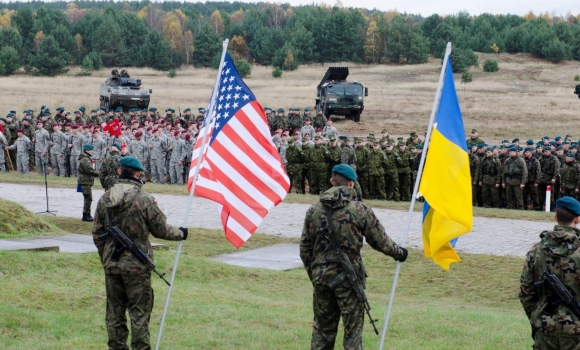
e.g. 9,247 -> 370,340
396,247 -> 408,262
179,227 -> 188,240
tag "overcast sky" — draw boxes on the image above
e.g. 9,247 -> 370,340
241,0 -> 580,17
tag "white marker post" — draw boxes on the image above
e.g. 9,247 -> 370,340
545,185 -> 551,212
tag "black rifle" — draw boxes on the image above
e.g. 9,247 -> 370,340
99,225 -> 171,286
318,208 -> 379,335
534,271 -> 580,317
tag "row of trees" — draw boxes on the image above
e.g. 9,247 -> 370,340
1,3 -> 580,76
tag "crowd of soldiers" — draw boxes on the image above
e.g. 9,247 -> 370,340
467,129 -> 580,211
0,106 -> 203,185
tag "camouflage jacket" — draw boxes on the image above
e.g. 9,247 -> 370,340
326,144 -> 341,169
51,131 -> 67,155
272,116 -> 288,130
503,156 -> 528,185
300,125 -> 315,139
466,136 -> 484,148
525,156 -> 542,185
539,155 -> 560,184
384,151 -> 401,175
129,139 -> 149,164
99,151 -> 121,190
355,146 -> 369,172
519,225 -> 580,337
368,149 -> 386,176
308,144 -> 328,171
340,144 -> 356,170
92,178 -> 184,274
397,150 -> 414,174
90,137 -> 106,160
169,138 -> 186,163
300,186 -> 405,286
287,114 -> 303,131
560,161 -> 580,190
8,136 -> 33,156
312,114 -> 327,130
480,156 -> 501,185
78,152 -> 99,186
34,128 -> 50,154
285,145 -> 302,172
70,133 -> 84,156
149,136 -> 168,160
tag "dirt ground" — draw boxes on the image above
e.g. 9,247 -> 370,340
1,52 -> 579,143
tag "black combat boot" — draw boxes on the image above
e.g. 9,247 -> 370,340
82,213 -> 94,222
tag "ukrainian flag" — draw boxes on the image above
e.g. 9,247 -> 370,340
419,59 -> 473,270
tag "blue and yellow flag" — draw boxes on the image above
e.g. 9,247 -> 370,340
418,59 -> 473,270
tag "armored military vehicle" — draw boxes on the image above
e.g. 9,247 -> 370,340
574,84 -> 580,98
99,69 -> 152,111
315,67 -> 367,122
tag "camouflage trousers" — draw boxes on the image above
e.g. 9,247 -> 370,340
534,333 -> 580,350
310,283 -> 364,350
16,153 -> 30,174
287,167 -> 303,194
70,154 -> 79,176
150,159 -> 166,184
505,183 -> 524,210
301,167 -> 311,194
481,183 -> 499,208
356,171 -> 369,199
368,174 -> 386,199
385,173 -> 399,201
471,183 -> 479,206
105,271 -> 153,350
0,152 -> 5,172
81,185 -> 93,215
561,188 -> 578,200
169,162 -> 184,185
52,153 -> 66,177
523,182 -> 540,210
398,172 -> 411,201
310,168 -> 328,195
35,151 -> 49,175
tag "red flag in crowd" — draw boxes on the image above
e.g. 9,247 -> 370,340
187,53 -> 290,248
103,119 -> 121,137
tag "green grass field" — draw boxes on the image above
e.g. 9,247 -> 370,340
0,172 -> 554,222
0,215 -> 531,349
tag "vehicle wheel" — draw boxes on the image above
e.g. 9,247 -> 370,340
353,112 -> 360,123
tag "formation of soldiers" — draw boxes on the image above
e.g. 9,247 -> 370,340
467,129 -> 580,211
0,106 -> 201,185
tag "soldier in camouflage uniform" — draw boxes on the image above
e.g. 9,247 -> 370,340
150,129 -> 168,184
479,147 -> 501,208
354,138 -> 369,199
384,141 -> 400,201
523,148 -> 542,210
7,129 -> 33,174
559,152 -> 580,199
339,136 -> 363,201
168,130 -> 186,185
539,146 -> 560,211
466,128 -> 484,148
312,108 -> 327,130
308,135 -> 329,195
100,143 -> 122,190
34,120 -> 51,175
51,123 -> 67,176
0,128 -> 7,172
285,135 -> 303,193
397,142 -> 413,201
470,147 -> 482,206
300,164 -> 407,350
69,125 -> 84,176
287,108 -> 303,134
271,109 -> 288,134
300,138 -> 312,194
520,196 -> 580,350
325,136 -> 341,185
91,130 -> 106,173
128,131 -> 149,177
502,146 -> 528,210
78,144 -> 100,221
92,156 -> 187,350
368,142 -> 387,199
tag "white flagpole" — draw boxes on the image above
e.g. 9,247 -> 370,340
377,42 -> 452,350
155,39 -> 230,350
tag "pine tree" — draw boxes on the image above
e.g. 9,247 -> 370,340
27,35 -> 70,76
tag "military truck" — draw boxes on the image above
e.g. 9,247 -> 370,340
315,67 -> 368,122
574,84 -> 580,98
99,69 -> 152,111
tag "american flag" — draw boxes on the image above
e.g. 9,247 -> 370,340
187,53 -> 290,248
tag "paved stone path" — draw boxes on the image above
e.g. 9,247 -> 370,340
0,183 -> 552,257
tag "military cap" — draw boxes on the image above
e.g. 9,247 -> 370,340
0,118 -> 5,123
556,196 -> 580,216
305,117 -> 311,121
564,141 -> 571,145
478,143 -> 486,149
17,129 -> 24,133
555,136 -> 562,141
508,146 -> 517,152
79,107 -> 86,112
149,107 -> 157,112
100,107 -> 107,111
198,107 -> 206,114
304,133 -> 311,138
329,136 -> 336,142
115,107 -> 123,112
381,128 -> 388,133
6,113 -> 13,118
398,142 -> 406,147
524,147 -> 534,152
526,139 -> 534,145
277,108 -> 284,113
486,147 -> 493,152
142,108 -> 148,112
471,129 -> 477,133
316,128 -> 322,133
41,105 -> 46,109
517,146 -> 523,151
501,139 -> 508,144
410,131 -> 418,137
22,117 -> 30,122
317,108 -> 322,112
397,137 -> 404,141
108,108 -> 114,113
111,142 -> 121,150
304,107 -> 310,112
56,107 -> 64,112
542,136 -> 550,140
295,108 -> 301,111
74,110 -> 80,114
93,129 -> 100,134
301,137 -> 309,143
134,131 -> 143,138
410,145 -> 416,150
512,138 -> 519,142
264,107 -> 271,111
332,164 -> 357,182
91,109 -> 98,113
119,156 -> 145,172
544,146 -> 552,151
8,110 -> 15,115
338,135 -> 348,140
83,144 -> 94,151
183,108 -> 191,112
549,141 -> 556,146
556,146 -> 563,151
120,143 -> 127,149
417,144 -> 423,150
65,122 -> 72,127
314,135 -> 322,140
36,120 -> 43,125
572,145 -> 579,150
565,152 -> 575,158
71,125 -> 79,129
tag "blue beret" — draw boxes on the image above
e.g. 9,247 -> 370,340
556,196 -> 580,216
332,164 -> 357,182
304,107 -> 310,112
83,144 -> 94,151
543,136 -> 549,140
556,146 -> 563,151
9,110 -> 16,114
74,110 -> 80,114
6,113 -> 13,118
100,107 -> 107,111
120,156 -> 145,171
149,108 -> 157,112
508,146 -> 517,152
0,118 -> 6,122
277,108 -> 284,113
115,107 -> 123,112
108,109 -> 114,112
526,139 -> 534,145
183,108 -> 191,112
198,108 -> 206,113
79,106 -> 86,112
338,136 -> 348,140
555,136 -> 562,141
56,107 -> 64,112
512,138 -> 519,142
544,146 -> 552,151
41,105 -> 46,109
565,152 -> 574,158
524,147 -> 534,152
417,144 -> 423,150
550,141 -> 556,146
112,143 -> 121,150
486,147 -> 493,152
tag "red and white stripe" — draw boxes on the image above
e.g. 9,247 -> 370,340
187,101 -> 290,247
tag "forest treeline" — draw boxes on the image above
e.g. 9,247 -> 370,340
0,1 -> 579,76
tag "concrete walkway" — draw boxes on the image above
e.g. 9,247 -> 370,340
0,183 -> 552,258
